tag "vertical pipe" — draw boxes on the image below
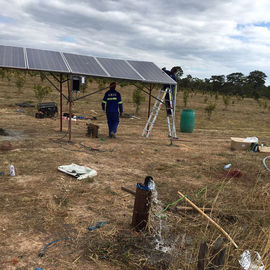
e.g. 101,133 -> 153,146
148,84 -> 152,118
131,185 -> 152,231
173,84 -> 178,137
146,84 -> 152,132
173,84 -> 177,119
68,75 -> 72,142
60,74 -> 63,132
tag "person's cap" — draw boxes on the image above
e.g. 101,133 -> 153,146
109,82 -> 116,89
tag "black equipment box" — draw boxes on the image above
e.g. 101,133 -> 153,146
37,102 -> 58,117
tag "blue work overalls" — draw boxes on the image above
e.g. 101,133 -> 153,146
102,88 -> 123,136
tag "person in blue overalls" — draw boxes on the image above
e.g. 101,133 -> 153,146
102,82 -> 123,138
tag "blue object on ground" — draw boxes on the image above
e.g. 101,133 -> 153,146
34,268 -> 43,270
38,237 -> 71,257
88,221 -> 108,231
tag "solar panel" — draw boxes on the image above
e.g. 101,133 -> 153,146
0,45 -> 25,69
26,48 -> 69,72
0,44 -> 176,85
63,53 -> 108,77
128,60 -> 177,85
97,57 -> 143,81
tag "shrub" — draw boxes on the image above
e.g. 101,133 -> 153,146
34,84 -> 52,102
222,95 -> 231,110
132,88 -> 145,114
15,71 -> 26,93
205,103 -> 216,120
183,90 -> 189,107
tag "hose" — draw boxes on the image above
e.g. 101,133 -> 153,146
263,156 -> 270,173
38,237 -> 71,257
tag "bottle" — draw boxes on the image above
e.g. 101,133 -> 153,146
224,163 -> 232,170
10,164 -> 15,176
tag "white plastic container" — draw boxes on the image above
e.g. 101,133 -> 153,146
10,164 -> 15,176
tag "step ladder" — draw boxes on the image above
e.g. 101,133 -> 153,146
142,87 -> 177,138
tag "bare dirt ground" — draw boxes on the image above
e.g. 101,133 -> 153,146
0,76 -> 270,269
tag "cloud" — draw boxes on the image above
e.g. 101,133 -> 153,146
0,0 -> 270,84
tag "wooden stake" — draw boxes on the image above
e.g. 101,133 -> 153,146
177,191 -> 238,249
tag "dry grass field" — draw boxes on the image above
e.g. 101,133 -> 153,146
0,73 -> 270,269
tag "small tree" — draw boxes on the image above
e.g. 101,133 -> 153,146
262,100 -> 268,111
183,90 -> 189,107
39,72 -> 46,82
222,95 -> 231,110
6,70 -> 12,83
34,84 -> 52,102
0,68 -> 5,80
15,71 -> 26,93
205,103 -> 216,120
133,88 -> 145,114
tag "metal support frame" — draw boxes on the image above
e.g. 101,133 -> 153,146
42,72 -> 177,141
131,83 -> 166,105
43,72 -> 118,142
67,75 -> 72,141
60,74 -> 63,132
44,72 -> 68,133
73,85 -> 110,101
148,84 -> 152,118
44,73 -> 69,101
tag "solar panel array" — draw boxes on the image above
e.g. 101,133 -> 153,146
0,45 -> 176,85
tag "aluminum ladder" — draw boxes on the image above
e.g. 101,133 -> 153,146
142,86 -> 177,138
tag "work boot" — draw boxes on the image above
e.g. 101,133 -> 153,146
110,132 -> 116,138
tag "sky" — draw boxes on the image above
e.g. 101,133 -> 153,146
0,0 -> 270,85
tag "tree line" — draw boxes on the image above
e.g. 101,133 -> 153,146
175,68 -> 270,100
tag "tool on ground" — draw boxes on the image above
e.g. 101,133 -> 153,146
142,87 -> 177,138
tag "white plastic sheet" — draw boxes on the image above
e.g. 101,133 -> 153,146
58,163 -> 97,180
243,137 -> 259,143
239,250 -> 264,270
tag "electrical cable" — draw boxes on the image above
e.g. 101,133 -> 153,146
263,156 -> 270,173
38,237 -> 72,257
38,222 -> 108,257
